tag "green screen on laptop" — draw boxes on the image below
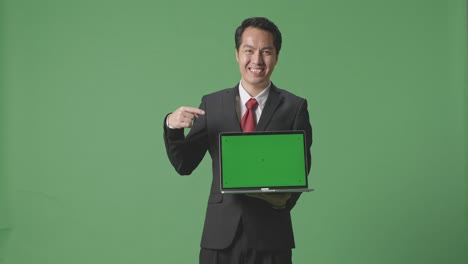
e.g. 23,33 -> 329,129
220,131 -> 308,190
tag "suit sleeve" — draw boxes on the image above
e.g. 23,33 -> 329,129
163,97 -> 209,175
285,99 -> 313,211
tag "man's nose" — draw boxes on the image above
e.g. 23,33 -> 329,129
251,51 -> 264,64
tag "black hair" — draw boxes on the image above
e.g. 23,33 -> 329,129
235,17 -> 282,55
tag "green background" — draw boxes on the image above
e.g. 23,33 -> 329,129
1,0 -> 467,263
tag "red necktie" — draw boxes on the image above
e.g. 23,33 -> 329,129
241,98 -> 258,132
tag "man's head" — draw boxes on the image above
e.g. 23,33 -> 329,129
235,17 -> 282,94
235,17 -> 282,56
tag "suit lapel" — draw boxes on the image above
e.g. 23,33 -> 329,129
256,84 -> 284,131
222,85 -> 242,132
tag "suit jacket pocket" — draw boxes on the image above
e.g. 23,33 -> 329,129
208,193 -> 223,204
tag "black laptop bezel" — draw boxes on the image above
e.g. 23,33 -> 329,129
219,130 -> 309,193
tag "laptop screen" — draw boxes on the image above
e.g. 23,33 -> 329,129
220,131 -> 308,192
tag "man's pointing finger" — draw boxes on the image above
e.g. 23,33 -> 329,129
182,107 -> 205,116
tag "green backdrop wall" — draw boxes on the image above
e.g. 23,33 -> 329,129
1,0 -> 467,263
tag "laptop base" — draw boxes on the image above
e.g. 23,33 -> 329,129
221,188 -> 314,194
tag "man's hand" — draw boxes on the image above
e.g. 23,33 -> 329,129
246,192 -> 292,207
167,106 -> 205,129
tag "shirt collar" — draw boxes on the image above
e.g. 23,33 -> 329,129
238,81 -> 271,110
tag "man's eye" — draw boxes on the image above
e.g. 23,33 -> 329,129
245,50 -> 253,54
263,50 -> 271,55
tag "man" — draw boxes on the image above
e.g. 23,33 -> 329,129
163,17 -> 312,264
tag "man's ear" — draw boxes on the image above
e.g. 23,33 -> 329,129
235,48 -> 239,63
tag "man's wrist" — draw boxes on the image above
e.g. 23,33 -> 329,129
166,116 -> 176,129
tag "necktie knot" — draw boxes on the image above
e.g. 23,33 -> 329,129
246,98 -> 258,110
241,98 -> 258,132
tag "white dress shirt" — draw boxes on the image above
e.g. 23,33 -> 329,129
236,81 -> 271,124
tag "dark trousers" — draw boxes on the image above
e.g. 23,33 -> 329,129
199,222 -> 292,264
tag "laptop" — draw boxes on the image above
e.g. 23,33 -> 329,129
219,130 -> 313,194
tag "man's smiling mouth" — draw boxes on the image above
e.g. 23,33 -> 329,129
249,67 -> 265,74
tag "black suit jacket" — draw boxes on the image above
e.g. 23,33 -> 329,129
163,84 -> 312,250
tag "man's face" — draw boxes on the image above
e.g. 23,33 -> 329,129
236,27 -> 278,91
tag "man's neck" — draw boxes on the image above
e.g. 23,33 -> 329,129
240,81 -> 270,97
